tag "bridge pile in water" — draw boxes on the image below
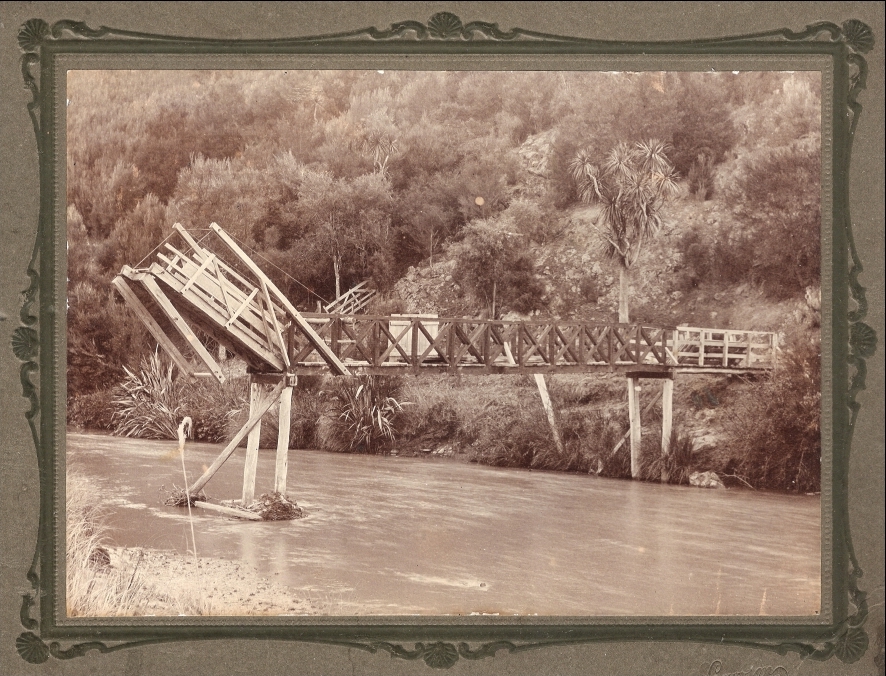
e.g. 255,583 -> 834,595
114,223 -> 778,509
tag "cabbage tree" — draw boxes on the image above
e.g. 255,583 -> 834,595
571,140 -> 679,322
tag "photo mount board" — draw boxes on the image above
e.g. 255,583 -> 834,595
1,3 -> 882,675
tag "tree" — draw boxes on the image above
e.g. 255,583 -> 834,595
727,143 -> 820,297
570,139 -> 679,322
451,218 -> 543,317
296,169 -> 394,299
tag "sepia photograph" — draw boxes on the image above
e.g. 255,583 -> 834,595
64,67 -> 824,619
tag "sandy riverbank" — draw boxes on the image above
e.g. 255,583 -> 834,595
108,546 -> 324,616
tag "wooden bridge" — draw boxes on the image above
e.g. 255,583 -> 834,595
113,223 -> 778,509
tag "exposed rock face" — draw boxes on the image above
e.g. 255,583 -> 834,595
689,471 -> 725,489
393,260 -> 468,315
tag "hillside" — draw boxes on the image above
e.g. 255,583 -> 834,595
65,68 -> 823,492
393,129 -> 817,336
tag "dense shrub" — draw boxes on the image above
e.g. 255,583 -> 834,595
727,144 -> 821,298
687,154 -> 715,201
468,402 -> 554,468
67,389 -> 117,431
675,225 -> 755,291
451,218 -> 545,316
721,331 -> 821,492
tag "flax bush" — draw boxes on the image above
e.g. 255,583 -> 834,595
640,428 -> 697,485
111,351 -> 183,440
317,375 -> 407,454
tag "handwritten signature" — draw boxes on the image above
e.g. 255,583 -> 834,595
707,661 -> 788,676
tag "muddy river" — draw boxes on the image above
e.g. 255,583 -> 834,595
67,432 -> 821,616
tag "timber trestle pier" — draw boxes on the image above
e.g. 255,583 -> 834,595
113,223 -> 778,510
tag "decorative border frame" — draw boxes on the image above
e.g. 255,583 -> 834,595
9,9 -> 877,671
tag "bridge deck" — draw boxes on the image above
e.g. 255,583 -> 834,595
114,223 -> 778,382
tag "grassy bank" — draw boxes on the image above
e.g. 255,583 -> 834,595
66,468 -> 320,616
68,330 -> 821,494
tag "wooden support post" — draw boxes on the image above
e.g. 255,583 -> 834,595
628,376 -> 642,479
242,381 -> 264,506
274,383 -> 294,495
503,343 -> 564,455
187,381 -> 285,494
660,377 -> 674,482
534,374 -> 565,455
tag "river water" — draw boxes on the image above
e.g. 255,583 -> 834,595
68,432 -> 821,616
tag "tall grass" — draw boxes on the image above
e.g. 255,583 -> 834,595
640,428 -> 696,485
66,469 -> 208,616
558,409 -> 630,476
468,401 -> 554,468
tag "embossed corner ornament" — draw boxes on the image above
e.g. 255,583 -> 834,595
14,12 -> 877,671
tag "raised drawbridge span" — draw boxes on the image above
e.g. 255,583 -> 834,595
113,223 -> 778,509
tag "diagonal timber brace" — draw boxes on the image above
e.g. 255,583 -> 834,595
187,380 -> 286,494
112,275 -> 198,380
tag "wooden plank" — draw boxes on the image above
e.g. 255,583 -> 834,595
242,382 -> 266,505
173,222 -> 211,257
253,285 -> 279,355
210,223 -> 350,376
159,249 -> 271,340
161,246 -> 271,336
187,380 -> 286,494
226,288 -> 260,327
212,257 -> 235,317
112,275 -> 197,380
260,278 -> 290,369
451,322 -> 485,363
149,263 -> 284,370
376,320 -> 413,363
193,501 -> 262,521
139,275 -> 226,383
274,385 -> 294,494
411,321 -> 420,374
175,224 -> 282,316
182,253 -> 215,293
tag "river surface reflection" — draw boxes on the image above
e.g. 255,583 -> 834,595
68,432 -> 821,616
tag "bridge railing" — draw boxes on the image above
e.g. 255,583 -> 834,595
115,223 -> 777,377
672,326 -> 778,370
292,315 -> 678,372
